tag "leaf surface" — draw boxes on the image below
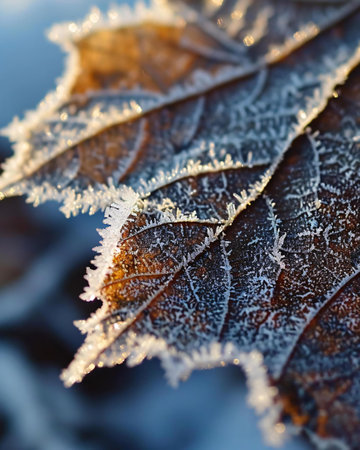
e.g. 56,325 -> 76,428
61,8 -> 360,448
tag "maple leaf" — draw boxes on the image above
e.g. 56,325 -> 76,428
43,2 -> 359,448
0,0 -> 358,216
2,1 -> 360,449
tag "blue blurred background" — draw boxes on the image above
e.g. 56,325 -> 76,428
0,2 -> 306,449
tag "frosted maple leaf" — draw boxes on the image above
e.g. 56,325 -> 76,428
1,1 -> 360,449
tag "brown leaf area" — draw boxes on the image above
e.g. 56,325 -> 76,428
71,23 -> 231,95
99,162 -> 267,321
279,274 -> 360,447
72,0 -> 340,96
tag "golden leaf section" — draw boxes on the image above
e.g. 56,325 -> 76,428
102,211 -> 217,312
99,162 -> 267,316
71,23 -> 231,95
